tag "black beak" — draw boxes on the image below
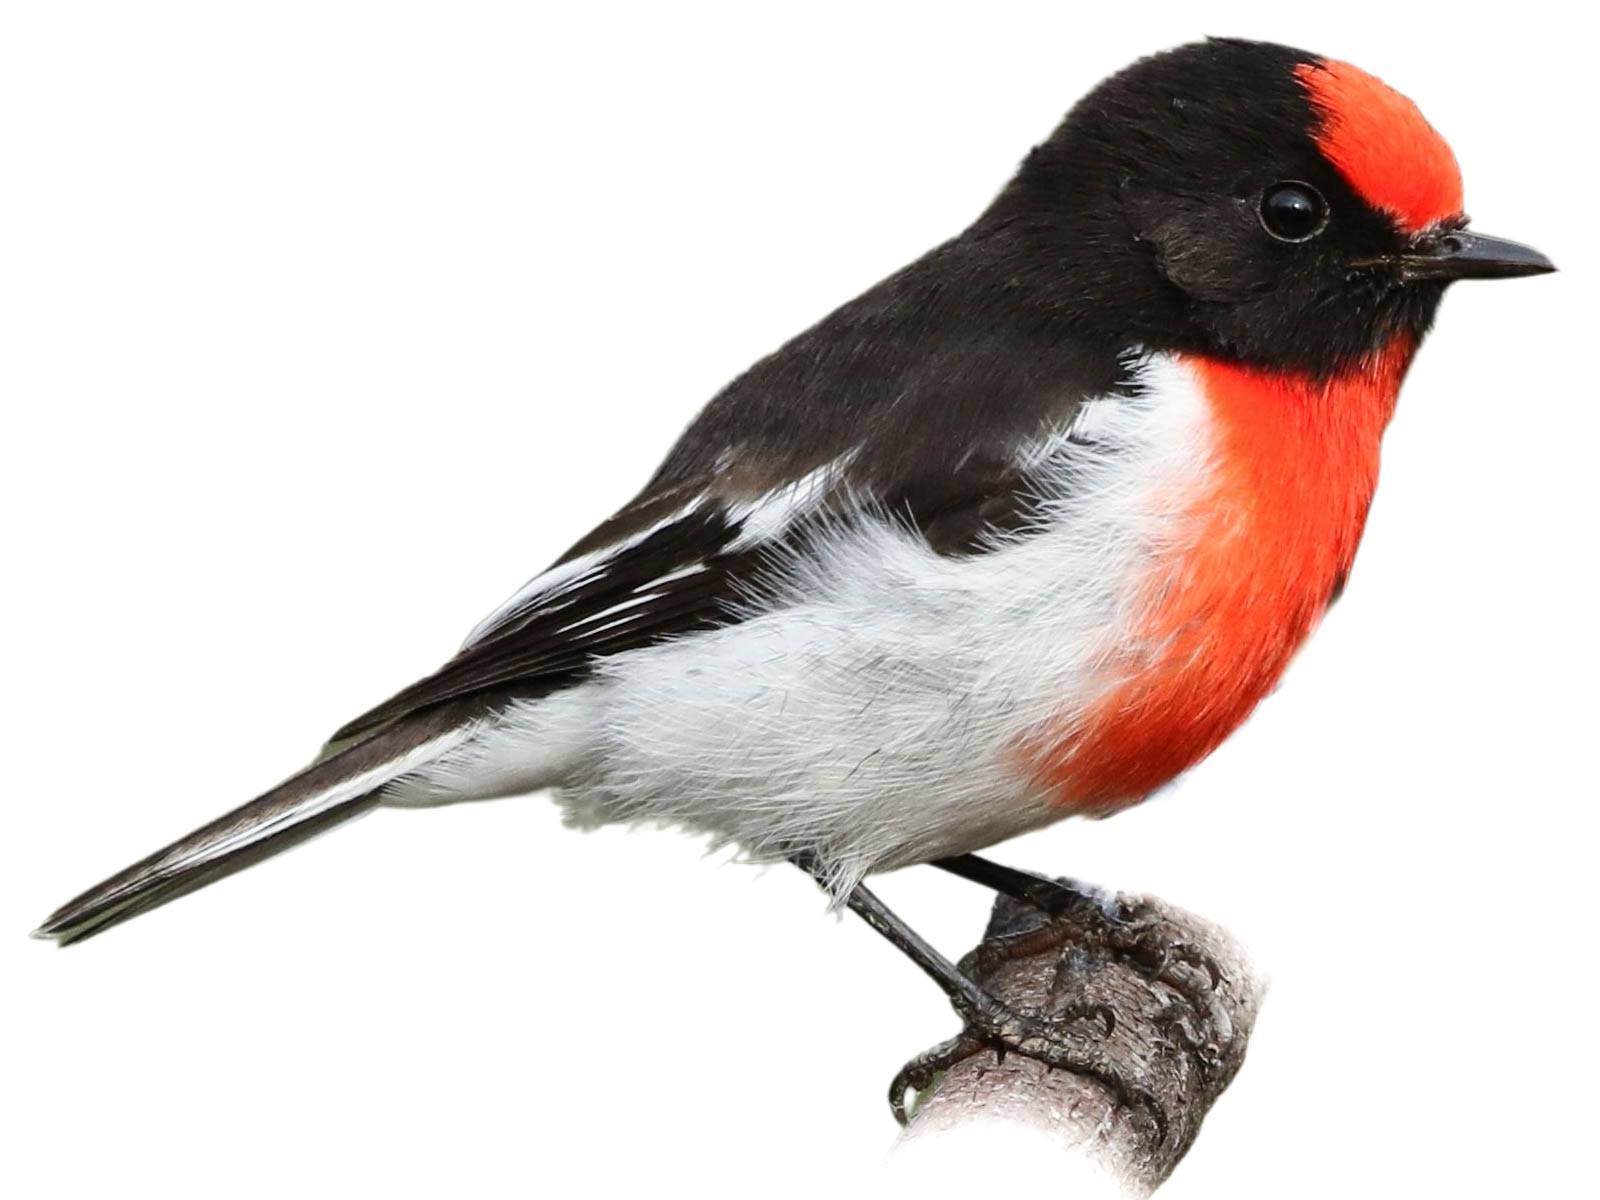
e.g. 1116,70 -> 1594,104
1364,229 -> 1557,282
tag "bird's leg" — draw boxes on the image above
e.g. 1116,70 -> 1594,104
932,853 -> 1224,1011
934,852 -> 1115,919
793,858 -> 1157,1132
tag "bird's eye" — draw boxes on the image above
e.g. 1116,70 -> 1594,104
1258,182 -> 1329,242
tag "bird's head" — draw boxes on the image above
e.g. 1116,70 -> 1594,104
981,38 -> 1553,378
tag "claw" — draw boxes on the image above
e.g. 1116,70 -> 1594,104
1051,999 -> 1117,1037
890,991 -> 1169,1144
888,1034 -> 985,1124
1139,1096 -> 1171,1146
1153,1002 -> 1227,1078
1162,940 -> 1223,989
1094,1004 -> 1116,1037
889,1063 -> 933,1125
1142,938 -> 1173,983
890,1079 -> 913,1126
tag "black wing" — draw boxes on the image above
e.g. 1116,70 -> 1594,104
331,237 -> 1134,744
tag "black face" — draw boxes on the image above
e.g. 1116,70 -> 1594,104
974,39 -> 1551,379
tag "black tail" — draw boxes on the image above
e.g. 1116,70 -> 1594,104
33,712 -> 472,944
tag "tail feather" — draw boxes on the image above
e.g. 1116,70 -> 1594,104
34,714 -> 474,945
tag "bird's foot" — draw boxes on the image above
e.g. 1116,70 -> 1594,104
964,879 -> 1226,1022
889,986 -> 1166,1141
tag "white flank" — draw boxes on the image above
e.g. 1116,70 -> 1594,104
382,687 -> 603,807
400,354 -> 1217,898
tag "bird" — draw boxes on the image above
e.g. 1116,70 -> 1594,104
36,36 -> 1552,1107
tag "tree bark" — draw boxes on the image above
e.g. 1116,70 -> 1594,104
897,885 -> 1265,1195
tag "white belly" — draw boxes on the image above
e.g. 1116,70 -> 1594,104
384,354 -> 1214,898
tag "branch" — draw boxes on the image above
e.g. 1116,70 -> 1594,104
896,884 -> 1265,1195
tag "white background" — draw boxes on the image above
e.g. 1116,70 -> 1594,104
3,3 -> 1592,1196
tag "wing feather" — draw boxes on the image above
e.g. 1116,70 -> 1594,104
330,240 -> 1141,745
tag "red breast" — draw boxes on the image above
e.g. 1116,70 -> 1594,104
1028,338 -> 1415,810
